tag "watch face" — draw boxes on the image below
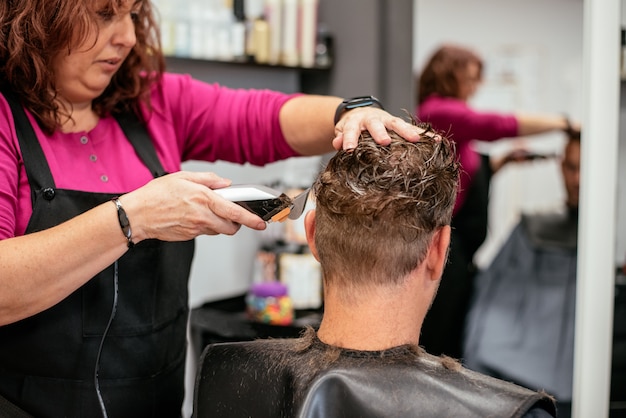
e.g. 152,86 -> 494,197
346,98 -> 376,109
334,96 -> 383,124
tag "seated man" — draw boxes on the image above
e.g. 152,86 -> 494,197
463,133 -> 581,418
193,125 -> 556,418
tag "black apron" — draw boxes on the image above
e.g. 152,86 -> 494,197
0,93 -> 195,418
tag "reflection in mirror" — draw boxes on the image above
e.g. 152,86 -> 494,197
413,2 -> 586,417
414,1 -> 626,416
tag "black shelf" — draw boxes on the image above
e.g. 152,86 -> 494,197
165,55 -> 332,95
165,55 -> 332,73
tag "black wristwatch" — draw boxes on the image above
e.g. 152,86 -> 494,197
333,96 -> 384,125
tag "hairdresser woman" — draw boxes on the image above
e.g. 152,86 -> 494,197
415,44 -> 580,360
0,1 -> 422,417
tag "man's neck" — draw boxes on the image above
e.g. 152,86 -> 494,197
316,285 -> 426,351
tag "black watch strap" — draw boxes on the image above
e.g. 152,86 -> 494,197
334,96 -> 384,125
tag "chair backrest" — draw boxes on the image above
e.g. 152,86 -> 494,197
193,341 -> 296,418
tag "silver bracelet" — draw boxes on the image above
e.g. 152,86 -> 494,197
112,197 -> 134,249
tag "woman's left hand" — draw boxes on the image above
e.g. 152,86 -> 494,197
332,107 -> 423,150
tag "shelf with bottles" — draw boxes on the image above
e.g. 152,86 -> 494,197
164,52 -> 332,95
164,54 -> 332,73
154,0 -> 333,73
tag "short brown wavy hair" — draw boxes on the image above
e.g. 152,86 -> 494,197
312,122 -> 459,295
416,44 -> 483,105
0,0 -> 165,133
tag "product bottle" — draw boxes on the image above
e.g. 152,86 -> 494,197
173,2 -> 191,57
298,0 -> 318,68
244,0 -> 265,59
215,7 -> 235,61
231,19 -> 247,62
314,25 -> 333,68
153,0 -> 175,56
281,0 -> 299,66
264,0 -> 282,65
253,18 -> 270,64
189,0 -> 211,59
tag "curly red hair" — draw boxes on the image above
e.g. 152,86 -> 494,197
0,0 -> 165,133
416,44 -> 483,105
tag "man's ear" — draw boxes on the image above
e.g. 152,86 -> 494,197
426,226 -> 451,281
304,209 -> 320,261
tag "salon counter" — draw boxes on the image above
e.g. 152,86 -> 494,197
189,294 -> 322,358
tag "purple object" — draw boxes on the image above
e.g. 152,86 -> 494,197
250,281 -> 288,297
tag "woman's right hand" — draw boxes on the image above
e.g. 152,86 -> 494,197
121,171 -> 267,244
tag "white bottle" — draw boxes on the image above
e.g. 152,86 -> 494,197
298,0 -> 318,68
244,0 -> 265,59
231,20 -> 247,62
173,2 -> 191,57
189,1 -> 207,59
215,7 -> 234,61
281,0 -> 299,66
153,0 -> 175,56
265,0 -> 282,65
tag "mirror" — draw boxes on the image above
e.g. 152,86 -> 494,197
413,1 -> 625,417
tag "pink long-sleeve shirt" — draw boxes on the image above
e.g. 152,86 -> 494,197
417,95 -> 518,213
0,72 -> 300,238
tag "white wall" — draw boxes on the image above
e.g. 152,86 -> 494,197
413,0 -> 592,267
413,0 -> 584,113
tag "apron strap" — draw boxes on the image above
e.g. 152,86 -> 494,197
2,91 -> 55,204
114,111 -> 167,178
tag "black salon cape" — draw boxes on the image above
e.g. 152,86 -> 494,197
464,208 -> 578,401
194,332 -> 555,418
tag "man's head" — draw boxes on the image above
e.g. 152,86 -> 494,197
561,134 -> 581,208
305,124 -> 460,300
